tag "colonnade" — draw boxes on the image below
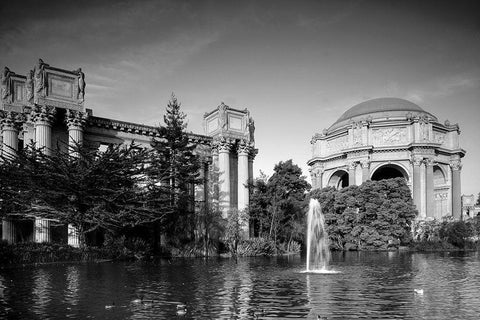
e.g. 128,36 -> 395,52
0,107 -> 87,245
212,138 -> 255,234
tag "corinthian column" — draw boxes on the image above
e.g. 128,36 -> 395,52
450,159 -> 462,219
1,111 -> 21,159
30,106 -> 56,243
360,160 -> 370,183
237,141 -> 250,213
30,106 -> 56,156
425,158 -> 435,218
411,155 -> 424,218
1,111 -> 23,244
66,110 -> 88,157
65,110 -> 88,247
217,137 -> 233,218
348,162 -> 356,186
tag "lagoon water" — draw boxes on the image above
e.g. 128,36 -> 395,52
1,251 -> 480,319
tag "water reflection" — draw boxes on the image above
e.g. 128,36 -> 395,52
0,252 -> 479,319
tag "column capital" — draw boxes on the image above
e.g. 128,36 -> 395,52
359,160 -> 370,169
450,159 -> 462,171
30,105 -> 56,125
248,148 -> 258,161
216,136 -> 234,153
411,155 -> 423,166
66,110 -> 88,130
348,161 -> 357,170
237,139 -> 251,155
0,111 -> 24,131
424,158 -> 436,167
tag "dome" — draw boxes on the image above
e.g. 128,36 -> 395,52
328,97 -> 436,131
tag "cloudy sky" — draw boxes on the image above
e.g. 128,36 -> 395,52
1,0 -> 479,196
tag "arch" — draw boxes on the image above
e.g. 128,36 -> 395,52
327,169 -> 349,189
371,163 -> 409,182
433,165 -> 446,185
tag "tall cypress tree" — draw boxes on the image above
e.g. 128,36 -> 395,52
150,94 -> 201,242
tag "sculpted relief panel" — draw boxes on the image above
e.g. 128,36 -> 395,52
49,75 -> 74,99
433,131 -> 445,145
371,127 -> 407,146
326,135 -> 348,153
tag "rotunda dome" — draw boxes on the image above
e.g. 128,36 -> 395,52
328,97 -> 436,131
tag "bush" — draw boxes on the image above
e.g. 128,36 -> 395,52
236,238 -> 276,256
439,221 -> 473,248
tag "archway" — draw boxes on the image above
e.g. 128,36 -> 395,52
433,165 -> 448,218
371,164 -> 408,181
328,170 -> 349,189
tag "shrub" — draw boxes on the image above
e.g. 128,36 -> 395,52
236,237 -> 276,256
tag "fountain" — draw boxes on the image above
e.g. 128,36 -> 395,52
304,198 -> 337,273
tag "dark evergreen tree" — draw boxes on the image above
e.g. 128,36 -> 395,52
150,94 -> 201,243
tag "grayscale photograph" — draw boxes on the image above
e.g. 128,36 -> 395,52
0,0 -> 479,319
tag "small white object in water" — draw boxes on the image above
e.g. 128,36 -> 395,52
105,304 -> 115,309
414,289 -> 424,295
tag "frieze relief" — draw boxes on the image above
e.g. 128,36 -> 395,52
371,127 -> 407,146
326,135 -> 348,153
433,131 -> 445,145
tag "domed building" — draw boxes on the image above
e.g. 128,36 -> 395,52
308,97 -> 465,220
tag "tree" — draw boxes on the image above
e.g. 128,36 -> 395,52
1,142 -> 164,246
149,94 -> 201,243
476,192 -> 480,206
249,160 -> 310,247
311,178 -> 417,250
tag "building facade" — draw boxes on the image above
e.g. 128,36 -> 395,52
0,60 -> 257,245
308,97 -> 465,220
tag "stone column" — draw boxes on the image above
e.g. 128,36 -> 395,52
210,143 -> 220,210
2,219 -> 16,244
34,219 -> 51,243
237,141 -> 250,236
348,162 -> 356,186
450,159 -> 462,219
360,160 -> 370,183
425,158 -> 435,218
248,149 -> 256,237
30,106 -> 56,243
1,112 -> 22,244
1,111 -> 21,159
217,138 -> 233,218
66,110 -> 87,157
65,110 -> 87,247
237,141 -> 250,212
30,106 -> 56,156
411,156 -> 424,218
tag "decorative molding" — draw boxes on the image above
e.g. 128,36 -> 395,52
66,110 -> 88,130
0,111 -> 24,131
411,155 -> 423,166
450,159 -> 462,171
424,158 -> 436,167
237,140 -> 251,155
216,136 -> 235,152
29,105 -> 56,125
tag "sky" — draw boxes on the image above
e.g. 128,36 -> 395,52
1,0 -> 479,197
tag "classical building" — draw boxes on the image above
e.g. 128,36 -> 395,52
0,59 -> 257,245
308,97 -> 465,220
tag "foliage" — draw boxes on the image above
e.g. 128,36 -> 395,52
249,161 -> 310,247
311,178 -> 417,250
477,192 -> 480,206
149,94 -> 201,242
236,237 -> 276,256
1,142 -> 164,247
225,209 -> 248,255
439,220 -> 473,248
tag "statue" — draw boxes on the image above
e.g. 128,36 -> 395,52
1,67 -> 12,101
77,68 -> 85,101
34,59 -> 46,100
218,103 -> 228,130
248,117 -> 255,143
25,70 -> 34,102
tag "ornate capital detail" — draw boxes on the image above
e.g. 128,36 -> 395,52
66,110 -> 88,130
310,133 -> 322,144
0,111 -> 24,131
360,160 -> 370,169
237,140 -> 251,155
348,162 -> 357,170
311,165 -> 324,177
424,158 -> 436,167
405,112 -> 414,121
411,155 -> 423,166
216,136 -> 234,152
450,159 -> 462,171
30,105 -> 56,125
